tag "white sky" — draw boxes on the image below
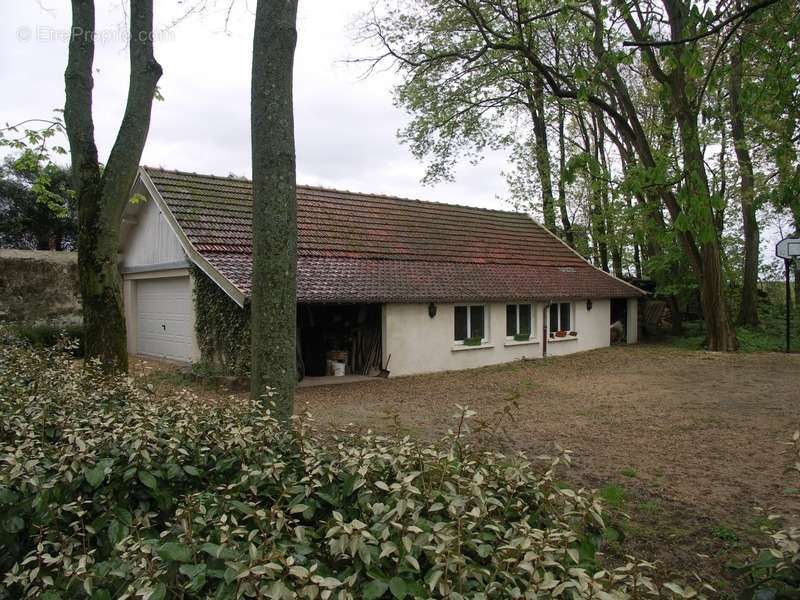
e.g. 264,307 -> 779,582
1,0 -> 509,209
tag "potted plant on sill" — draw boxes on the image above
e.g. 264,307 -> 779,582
555,330 -> 567,338
464,336 -> 483,346
568,331 -> 578,337
513,333 -> 530,342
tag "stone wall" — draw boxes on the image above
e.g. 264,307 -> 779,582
0,249 -> 81,326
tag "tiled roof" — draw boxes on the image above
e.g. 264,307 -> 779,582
143,167 -> 643,303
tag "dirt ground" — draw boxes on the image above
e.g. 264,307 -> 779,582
137,344 -> 800,595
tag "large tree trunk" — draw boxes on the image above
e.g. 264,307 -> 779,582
672,94 -> 738,350
602,0 -> 736,350
729,39 -> 760,326
250,0 -> 299,422
64,0 -> 162,372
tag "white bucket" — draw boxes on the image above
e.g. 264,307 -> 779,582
332,361 -> 346,377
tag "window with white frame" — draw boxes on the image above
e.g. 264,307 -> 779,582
454,304 -> 487,344
506,303 -> 533,339
548,302 -> 573,333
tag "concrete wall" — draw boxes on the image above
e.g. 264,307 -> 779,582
0,249 -> 81,326
384,298 -> 614,377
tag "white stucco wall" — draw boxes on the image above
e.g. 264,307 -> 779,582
122,196 -> 186,270
543,299 -> 610,357
384,299 -> 615,377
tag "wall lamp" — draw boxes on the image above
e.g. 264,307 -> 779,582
586,299 -> 593,311
428,302 -> 437,318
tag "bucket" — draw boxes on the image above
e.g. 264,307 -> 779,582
326,350 -> 348,376
332,361 -> 346,377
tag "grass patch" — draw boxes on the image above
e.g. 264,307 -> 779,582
712,524 -> 739,544
599,483 -> 626,508
621,466 -> 638,478
638,500 -> 661,514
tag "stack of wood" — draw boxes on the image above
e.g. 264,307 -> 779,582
350,327 -> 382,375
643,300 -> 669,335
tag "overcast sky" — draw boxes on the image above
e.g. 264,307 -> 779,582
1,0 -> 510,210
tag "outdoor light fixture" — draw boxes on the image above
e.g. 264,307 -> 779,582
428,302 -> 437,318
586,299 -> 593,311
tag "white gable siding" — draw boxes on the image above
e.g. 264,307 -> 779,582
122,197 -> 186,269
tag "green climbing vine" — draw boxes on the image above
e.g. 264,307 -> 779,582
192,265 -> 251,375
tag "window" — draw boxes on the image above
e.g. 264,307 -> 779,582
454,305 -> 487,343
506,303 -> 533,338
549,302 -> 573,333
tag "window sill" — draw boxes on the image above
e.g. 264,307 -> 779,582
452,343 -> 495,352
548,335 -> 578,343
504,339 -> 539,347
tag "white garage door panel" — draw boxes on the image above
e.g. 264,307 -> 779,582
136,277 -> 194,362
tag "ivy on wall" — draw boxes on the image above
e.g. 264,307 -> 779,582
192,265 -> 250,375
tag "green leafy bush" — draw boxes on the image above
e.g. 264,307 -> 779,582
0,333 -> 700,599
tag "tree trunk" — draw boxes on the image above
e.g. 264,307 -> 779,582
552,43 -> 574,246
729,39 -> 760,326
64,0 -> 162,372
673,98 -> 738,350
556,101 -> 574,245
522,74 -> 557,232
589,114 -> 610,272
250,0 -> 299,422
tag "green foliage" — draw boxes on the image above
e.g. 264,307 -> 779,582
671,297 -> 800,353
0,151 -> 77,250
0,331 -> 703,599
14,323 -> 83,356
192,265 -> 251,376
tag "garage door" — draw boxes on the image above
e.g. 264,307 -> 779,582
136,276 -> 195,362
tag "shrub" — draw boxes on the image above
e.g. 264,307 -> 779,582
14,323 -> 83,356
0,334 -> 700,599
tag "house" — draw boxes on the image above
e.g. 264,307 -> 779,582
119,167 -> 644,377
